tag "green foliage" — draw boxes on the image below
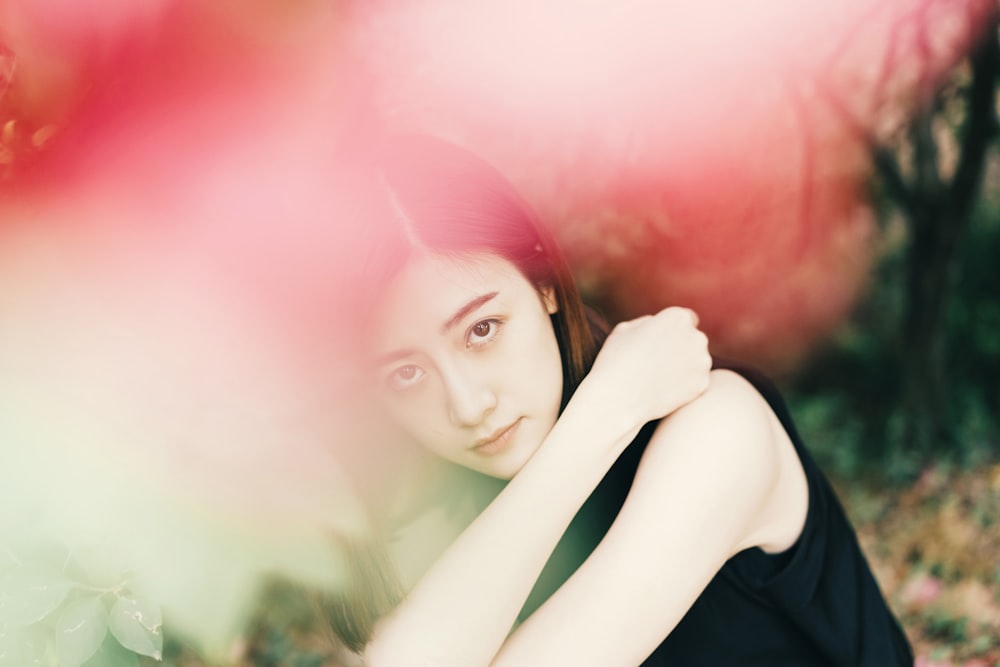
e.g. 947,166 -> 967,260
0,547 -> 163,667
81,635 -> 139,667
0,624 -> 49,667
0,571 -> 74,628
790,25 -> 1000,473
789,117 -> 1000,475
925,612 -> 969,643
54,597 -> 108,666
242,582 -> 340,667
108,597 -> 163,660
789,200 -> 1000,476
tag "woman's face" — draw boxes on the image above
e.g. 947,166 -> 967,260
371,253 -> 564,479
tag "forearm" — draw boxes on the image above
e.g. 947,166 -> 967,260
365,390 -> 640,667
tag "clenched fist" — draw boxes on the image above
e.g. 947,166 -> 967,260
582,307 -> 712,429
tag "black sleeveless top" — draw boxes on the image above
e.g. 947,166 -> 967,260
514,362 -> 914,666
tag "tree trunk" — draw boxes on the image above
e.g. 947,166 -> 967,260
899,21 -> 999,454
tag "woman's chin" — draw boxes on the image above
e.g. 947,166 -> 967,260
466,435 -> 541,480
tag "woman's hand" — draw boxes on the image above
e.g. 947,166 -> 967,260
577,307 -> 712,432
363,309 -> 710,667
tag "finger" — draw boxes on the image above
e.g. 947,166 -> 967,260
618,314 -> 652,330
663,306 -> 699,328
694,329 -> 709,349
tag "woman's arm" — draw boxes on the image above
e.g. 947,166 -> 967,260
491,370 -> 809,666
364,308 -> 712,667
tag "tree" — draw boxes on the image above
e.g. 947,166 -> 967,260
797,9 -> 1000,466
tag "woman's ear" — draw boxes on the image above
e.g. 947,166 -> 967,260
540,286 -> 559,314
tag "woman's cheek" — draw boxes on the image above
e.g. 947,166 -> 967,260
395,391 -> 449,445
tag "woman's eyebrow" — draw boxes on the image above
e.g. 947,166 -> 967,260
376,292 -> 501,366
376,348 -> 416,366
442,292 -> 499,333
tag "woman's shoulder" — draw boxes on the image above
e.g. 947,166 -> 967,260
644,363 -> 803,469
630,367 -> 809,554
652,367 -> 778,445
627,368 -> 779,504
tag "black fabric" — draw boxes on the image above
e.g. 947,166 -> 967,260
517,362 -> 914,666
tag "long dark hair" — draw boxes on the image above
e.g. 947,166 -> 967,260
322,134 -> 601,651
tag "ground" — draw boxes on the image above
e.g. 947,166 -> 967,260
837,462 -> 1000,666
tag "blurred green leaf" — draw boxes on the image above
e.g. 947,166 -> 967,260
0,571 -> 73,628
54,596 -> 108,667
81,634 -> 139,667
108,596 -> 162,660
67,546 -> 130,592
0,624 -> 52,667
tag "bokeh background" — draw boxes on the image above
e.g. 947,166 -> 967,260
0,1 -> 998,665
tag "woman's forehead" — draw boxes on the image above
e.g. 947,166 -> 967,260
374,254 -> 531,343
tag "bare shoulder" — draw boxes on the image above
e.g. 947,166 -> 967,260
628,368 -> 807,553
648,368 -> 777,452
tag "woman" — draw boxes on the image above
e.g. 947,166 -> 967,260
327,134 -> 913,666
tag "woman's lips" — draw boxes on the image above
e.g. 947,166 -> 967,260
473,418 -> 522,456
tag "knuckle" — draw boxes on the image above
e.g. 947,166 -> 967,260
659,307 -> 681,321
610,321 -> 632,336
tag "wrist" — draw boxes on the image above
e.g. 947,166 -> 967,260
569,373 -> 646,440
529,377 -> 644,478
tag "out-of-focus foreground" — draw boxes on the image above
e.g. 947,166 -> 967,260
1,1 -> 998,665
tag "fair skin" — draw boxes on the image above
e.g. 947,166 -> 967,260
373,254 -> 564,480
366,252 -> 809,667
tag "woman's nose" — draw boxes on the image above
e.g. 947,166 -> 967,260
443,366 -> 497,427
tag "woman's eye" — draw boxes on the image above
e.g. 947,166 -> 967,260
467,319 -> 501,346
386,364 -> 425,391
